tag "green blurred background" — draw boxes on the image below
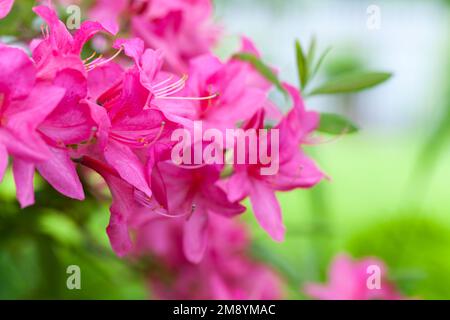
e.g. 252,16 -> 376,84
0,0 -> 449,299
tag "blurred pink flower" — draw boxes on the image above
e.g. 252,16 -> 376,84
135,215 -> 284,300
130,0 -> 220,73
304,254 -> 405,300
0,0 -> 13,19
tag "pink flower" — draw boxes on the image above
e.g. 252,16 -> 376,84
0,45 -> 67,207
0,0 -> 13,19
130,0 -> 220,73
32,5 -> 114,80
176,53 -> 268,133
221,83 -> 323,242
83,39 -> 181,201
4,5 -> 117,208
304,254 -> 405,300
135,215 -> 284,300
151,162 -> 245,263
89,0 -> 128,35
79,156 -> 165,257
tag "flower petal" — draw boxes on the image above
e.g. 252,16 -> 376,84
36,147 -> 84,200
0,143 -> 8,182
104,140 -> 152,197
0,0 -> 14,19
12,159 -> 35,208
183,207 -> 209,263
249,180 -> 285,242
0,46 -> 36,99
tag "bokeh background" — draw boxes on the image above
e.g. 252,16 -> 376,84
0,0 -> 449,299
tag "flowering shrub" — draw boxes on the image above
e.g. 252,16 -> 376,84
0,0 -> 397,300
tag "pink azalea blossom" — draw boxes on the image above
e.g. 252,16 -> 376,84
31,5 -> 114,80
0,45 -> 67,207
304,254 -> 405,300
221,83 -> 324,242
151,161 -> 245,263
135,215 -> 283,300
130,0 -> 220,73
175,53 -> 268,133
83,39 -> 181,201
6,5 -> 118,208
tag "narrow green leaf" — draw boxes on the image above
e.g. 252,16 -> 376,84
295,39 -> 308,89
317,112 -> 359,135
306,36 -> 317,72
233,52 -> 286,94
310,47 -> 332,81
310,71 -> 392,95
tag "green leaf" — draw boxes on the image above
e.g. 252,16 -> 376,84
306,37 -> 317,72
233,53 -> 286,94
295,39 -> 308,89
310,47 -> 332,82
317,112 -> 359,135
310,71 -> 392,95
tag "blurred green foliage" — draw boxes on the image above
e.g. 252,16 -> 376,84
347,214 -> 450,299
0,170 -> 146,299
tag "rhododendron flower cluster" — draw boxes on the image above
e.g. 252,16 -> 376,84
0,1 -> 329,300
0,3 -> 322,258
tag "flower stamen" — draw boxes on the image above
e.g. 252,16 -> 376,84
152,75 -> 174,90
156,93 -> 219,101
86,47 -> 123,72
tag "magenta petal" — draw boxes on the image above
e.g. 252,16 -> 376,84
100,172 -> 135,257
140,49 -> 164,87
0,144 -> 8,182
249,180 -> 285,242
12,159 -> 35,208
89,0 -> 127,35
113,38 -> 144,65
107,201 -> 133,257
183,207 -> 209,263
73,21 -> 111,54
39,69 -> 95,145
87,63 -> 124,100
278,83 -> 320,145
104,141 -> 152,198
221,172 -> 251,203
33,5 -> 73,51
84,100 -> 111,149
36,147 -> 84,200
85,100 -> 111,149
0,46 -> 36,99
0,128 -> 48,161
0,0 -> 14,19
202,185 -> 246,218
5,82 -> 65,130
270,151 -> 324,191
